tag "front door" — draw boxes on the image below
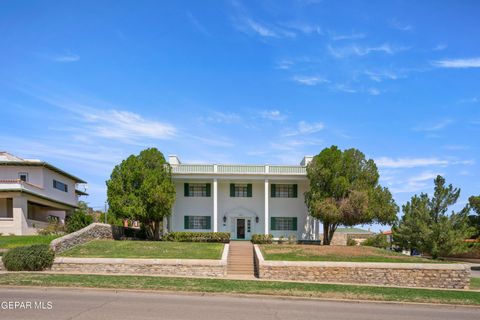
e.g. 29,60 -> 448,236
236,219 -> 245,239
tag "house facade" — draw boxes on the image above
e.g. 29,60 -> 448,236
0,152 -> 87,235
167,155 -> 320,241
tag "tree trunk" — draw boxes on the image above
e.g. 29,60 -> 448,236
323,223 -> 330,245
153,220 -> 160,241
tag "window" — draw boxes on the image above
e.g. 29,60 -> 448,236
271,217 -> 297,231
18,172 -> 28,182
184,183 -> 211,197
271,184 -> 297,198
53,179 -> 68,192
230,183 -> 252,197
184,216 -> 211,230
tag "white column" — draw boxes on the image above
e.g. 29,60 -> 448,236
264,179 -> 269,234
12,196 -> 28,235
213,178 -> 218,232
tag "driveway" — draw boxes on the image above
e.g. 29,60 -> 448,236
0,287 -> 478,320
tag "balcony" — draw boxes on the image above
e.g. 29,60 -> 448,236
170,164 -> 306,176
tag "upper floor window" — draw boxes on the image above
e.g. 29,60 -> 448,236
53,179 -> 68,192
184,183 -> 211,197
18,172 -> 28,182
271,184 -> 297,198
230,183 -> 252,197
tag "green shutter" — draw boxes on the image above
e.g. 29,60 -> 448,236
206,183 -> 211,197
293,184 -> 298,198
271,184 -> 276,198
247,184 -> 252,197
184,183 -> 189,197
206,216 -> 211,230
271,217 -> 276,230
230,183 -> 235,197
292,217 -> 297,231
184,216 -> 189,229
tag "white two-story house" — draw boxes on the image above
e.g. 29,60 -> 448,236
168,155 -> 320,241
0,152 -> 87,235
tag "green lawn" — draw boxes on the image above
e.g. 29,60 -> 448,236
471,278 -> 480,290
260,244 -> 443,263
59,240 -> 224,259
0,273 -> 478,305
0,235 -> 59,249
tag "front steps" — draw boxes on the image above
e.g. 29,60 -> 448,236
227,241 -> 255,278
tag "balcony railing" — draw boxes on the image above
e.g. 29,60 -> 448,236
170,164 -> 306,175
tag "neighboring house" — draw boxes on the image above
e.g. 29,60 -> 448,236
327,227 -> 374,245
0,152 -> 87,235
167,155 -> 320,241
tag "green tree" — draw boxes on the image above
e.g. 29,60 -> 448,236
305,146 -> 398,245
106,148 -> 176,240
468,195 -> 480,238
393,176 -> 472,259
65,201 -> 94,233
361,233 -> 389,249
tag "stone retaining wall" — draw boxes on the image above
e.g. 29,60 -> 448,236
254,245 -> 470,289
51,244 -> 229,277
50,223 -> 113,253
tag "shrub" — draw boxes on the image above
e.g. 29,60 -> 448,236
38,217 -> 64,236
361,234 -> 389,248
251,234 -> 273,244
65,211 -> 94,234
346,238 -> 357,246
278,235 -> 287,244
288,234 -> 297,244
163,232 -> 230,243
3,244 -> 55,271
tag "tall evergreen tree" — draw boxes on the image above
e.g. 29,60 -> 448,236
305,146 -> 398,245
106,148 -> 176,240
468,195 -> 480,238
393,176 -> 472,259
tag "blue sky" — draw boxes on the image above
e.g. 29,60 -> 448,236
0,0 -> 479,226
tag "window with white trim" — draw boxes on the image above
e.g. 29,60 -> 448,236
272,184 -> 297,198
18,172 -> 28,182
184,183 -> 210,197
184,216 -> 211,230
235,184 -> 248,197
271,217 -> 297,231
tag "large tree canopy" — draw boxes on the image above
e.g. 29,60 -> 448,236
393,175 -> 472,259
468,195 -> 480,239
106,148 -> 176,240
305,146 -> 398,245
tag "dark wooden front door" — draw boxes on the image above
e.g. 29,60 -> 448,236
236,219 -> 245,239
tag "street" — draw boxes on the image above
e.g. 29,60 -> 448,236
0,287 -> 477,320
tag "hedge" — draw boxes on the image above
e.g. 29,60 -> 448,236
163,232 -> 230,243
251,234 -> 273,244
2,244 -> 55,271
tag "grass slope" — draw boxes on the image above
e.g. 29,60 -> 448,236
59,240 -> 224,259
0,235 -> 58,249
260,245 -> 442,263
0,273 -> 478,305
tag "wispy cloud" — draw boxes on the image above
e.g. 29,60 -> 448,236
331,83 -> 357,93
390,19 -> 413,31
292,75 -> 328,86
201,111 -> 242,124
46,52 -> 80,63
276,59 -> 294,70
327,43 -> 409,58
364,70 -> 401,82
367,88 -> 380,96
413,119 -> 453,132
375,157 -> 450,169
260,110 -> 286,121
433,43 -> 447,51
284,121 -> 324,136
329,31 -> 366,41
187,12 -> 211,36
388,171 -> 441,193
431,57 -> 480,68
285,22 -> 322,35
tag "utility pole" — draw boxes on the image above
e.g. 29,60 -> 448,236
104,201 -> 108,224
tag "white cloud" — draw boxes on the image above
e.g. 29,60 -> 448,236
292,75 -> 328,86
413,119 -> 453,131
390,19 -> 413,31
202,111 -> 242,124
286,22 -> 322,35
431,57 -> 480,68
276,59 -> 294,70
328,43 -> 408,58
332,83 -> 356,93
284,121 -> 324,136
260,110 -> 286,121
375,157 -> 450,169
433,44 -> 447,51
367,88 -> 380,95
48,53 -> 80,63
187,12 -> 211,36
388,171 -> 441,194
245,18 -> 277,37
329,31 -> 366,41
364,70 -> 401,82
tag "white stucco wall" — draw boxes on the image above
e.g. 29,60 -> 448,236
0,166 -> 43,186
42,168 -> 78,206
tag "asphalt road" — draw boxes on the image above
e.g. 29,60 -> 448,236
0,287 -> 478,320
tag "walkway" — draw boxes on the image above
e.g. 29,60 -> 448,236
226,241 -> 255,278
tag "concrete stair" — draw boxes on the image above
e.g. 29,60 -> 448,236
227,241 -> 255,277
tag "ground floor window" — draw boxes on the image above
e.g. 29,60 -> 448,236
271,217 -> 297,231
184,215 -> 211,230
